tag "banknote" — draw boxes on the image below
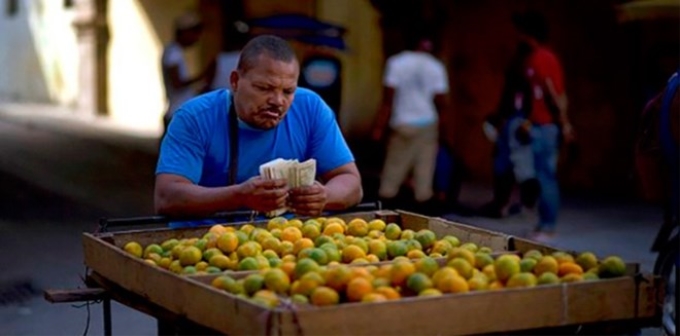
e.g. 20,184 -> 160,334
258,158 -> 317,217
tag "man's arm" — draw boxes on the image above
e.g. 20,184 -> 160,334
154,174 -> 288,217
319,162 -> 363,210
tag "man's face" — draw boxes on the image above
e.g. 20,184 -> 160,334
230,54 -> 299,130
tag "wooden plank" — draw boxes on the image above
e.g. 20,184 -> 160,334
426,217 -> 511,251
44,288 -> 107,303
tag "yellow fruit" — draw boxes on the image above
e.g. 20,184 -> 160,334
468,274 -> 490,291
294,258 -> 321,280
438,275 -> 469,293
494,255 -> 520,282
293,238 -> 315,255
374,286 -> 401,300
203,248 -> 223,262
523,249 -> 543,260
243,273 -> 265,295
599,256 -> 626,278
488,281 -> 504,290
158,257 -> 172,269
407,249 -> 427,259
160,239 -> 180,252
368,219 -> 386,232
208,254 -> 230,270
415,257 -> 440,277
211,275 -> 237,291
387,240 -> 408,259
347,277 -> 374,302
293,272 -> 325,296
324,265 -> 353,291
448,258 -> 474,279
310,286 -> 339,306
442,235 -> 461,248
286,219 -> 304,229
384,223 -> 402,240
448,248 -> 476,267
347,218 -> 369,237
143,244 -> 163,259
575,252 -> 598,271
302,225 -> 321,240
475,253 -> 495,270
482,264 -> 497,281
238,257 -> 260,271
390,260 -> 416,287
267,217 -> 288,231
400,229 -> 416,240
419,288 -> 443,297
280,241 -> 295,256
406,272 -> 433,294
537,272 -> 560,285
217,232 -> 239,254
533,256 -> 559,276
582,272 -> 599,281
169,260 -> 183,273
123,241 -> 143,257
252,289 -> 279,308
460,242 -> 478,253
506,272 -> 538,288
366,254 -> 380,263
431,240 -> 454,256
414,229 -> 437,250
280,227 -> 303,243
237,241 -> 261,259
561,273 -> 583,283
291,294 -> 309,304
432,267 -> 459,287
262,249 -> 279,260
558,262 -> 584,277
179,246 -> 202,266
552,252 -> 575,265
263,268 -> 290,293
323,222 -> 345,236
361,293 -> 387,303
342,245 -> 366,263
368,240 -> 388,260
519,258 -> 537,273
239,224 -> 256,235
195,261 -> 209,271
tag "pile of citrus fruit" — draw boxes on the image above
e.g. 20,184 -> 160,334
209,248 -> 628,308
121,216 -> 493,275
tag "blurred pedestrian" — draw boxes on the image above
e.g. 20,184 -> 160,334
510,11 -> 576,242
161,12 -> 214,136
480,38 -> 535,218
209,21 -> 249,91
372,34 -> 449,214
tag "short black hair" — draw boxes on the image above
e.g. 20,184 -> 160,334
237,35 -> 297,73
512,11 -> 549,43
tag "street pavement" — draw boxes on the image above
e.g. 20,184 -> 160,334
0,103 -> 664,335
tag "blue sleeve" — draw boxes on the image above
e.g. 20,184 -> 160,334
306,97 -> 355,175
156,109 -> 206,184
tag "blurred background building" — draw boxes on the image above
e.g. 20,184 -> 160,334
0,0 -> 677,200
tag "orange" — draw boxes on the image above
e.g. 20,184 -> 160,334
323,222 -> 345,236
558,262 -> 584,277
209,254 -> 231,270
460,242 -> 479,252
475,253 -> 495,270
124,241 -> 143,258
324,265 -> 353,291
350,267 -> 374,281
533,256 -> 559,276
217,232 -> 239,254
431,240 -> 454,256
237,241 -> 261,259
261,237 -> 282,255
374,286 -> 401,300
239,224 -> 256,235
292,272 -> 325,296
279,261 -> 296,279
211,275 -> 237,291
361,293 -> 387,303
488,281 -> 504,290
447,258 -> 474,279
400,229 -> 416,240
252,289 -> 279,308
448,248 -> 476,267
407,249 -> 427,259
599,256 -> 626,278
467,274 -> 490,291
243,273 -> 265,296
293,238 -> 315,255
285,219 -> 304,229
482,264 -> 497,282
302,225 -> 321,240
519,258 -> 538,273
143,244 -> 163,259
442,235 -> 461,248
281,227 -> 303,243
437,275 -> 469,293
267,216 -> 288,231
419,288 -> 443,297
384,223 -> 402,240
414,229 -> 437,250
537,272 -> 560,285
179,246 -> 202,266
560,273 -> 583,283
160,239 -> 180,252
307,248 -> 329,265
432,267 -> 458,287
575,252 -> 598,271
415,257 -> 440,277
406,272 -> 433,294
366,254 -> 380,263
368,240 -> 388,260
390,260 -> 416,287
523,249 -> 544,261
506,272 -> 538,288
208,224 -> 227,236
347,277 -> 374,302
204,247 -> 224,263
494,255 -> 521,282
342,245 -> 366,263
263,268 -> 291,293
280,241 -> 295,256
368,219 -> 387,232
552,252 -> 575,265
387,241 -> 408,259
310,286 -> 339,306
294,258 -> 321,280
347,218 -> 370,237
238,257 -> 260,271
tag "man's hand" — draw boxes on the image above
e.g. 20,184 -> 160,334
237,176 -> 289,213
289,181 -> 327,217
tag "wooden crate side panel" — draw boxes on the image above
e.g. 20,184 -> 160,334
82,233 -> 268,335
564,278 -> 638,324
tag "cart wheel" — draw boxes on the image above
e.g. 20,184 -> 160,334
654,237 -> 678,336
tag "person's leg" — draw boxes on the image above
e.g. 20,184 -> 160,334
481,120 -> 516,217
412,124 -> 438,213
379,128 -> 418,208
531,124 -> 560,234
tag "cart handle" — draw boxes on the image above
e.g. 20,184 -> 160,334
97,201 -> 382,231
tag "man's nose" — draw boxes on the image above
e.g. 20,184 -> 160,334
268,91 -> 285,107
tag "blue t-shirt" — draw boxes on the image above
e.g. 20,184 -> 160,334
156,88 -> 354,226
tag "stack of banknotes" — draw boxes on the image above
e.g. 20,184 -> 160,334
259,158 -> 317,217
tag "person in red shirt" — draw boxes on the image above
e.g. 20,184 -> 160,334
511,11 -> 575,242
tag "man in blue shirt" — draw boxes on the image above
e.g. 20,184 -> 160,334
155,35 -> 362,226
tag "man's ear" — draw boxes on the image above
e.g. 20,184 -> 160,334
229,70 -> 240,92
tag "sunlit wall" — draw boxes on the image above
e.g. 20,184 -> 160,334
0,0 -> 78,105
108,0 -> 199,134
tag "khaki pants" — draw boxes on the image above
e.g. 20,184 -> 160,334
378,123 -> 438,202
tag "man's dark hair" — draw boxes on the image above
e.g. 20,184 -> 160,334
512,11 -> 549,43
237,35 -> 297,73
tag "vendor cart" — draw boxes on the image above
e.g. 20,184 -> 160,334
46,209 -> 664,335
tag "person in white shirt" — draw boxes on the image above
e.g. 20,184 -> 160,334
161,13 -> 214,134
372,35 -> 449,213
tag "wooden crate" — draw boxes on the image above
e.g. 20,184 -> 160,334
82,210 -> 661,335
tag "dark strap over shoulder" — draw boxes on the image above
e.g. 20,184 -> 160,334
228,97 -> 239,186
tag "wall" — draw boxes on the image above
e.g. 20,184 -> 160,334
0,0 -> 78,104
107,0 -> 200,134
